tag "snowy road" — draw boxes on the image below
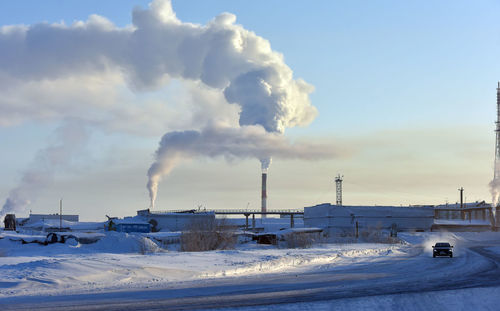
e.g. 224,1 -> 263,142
3,237 -> 500,311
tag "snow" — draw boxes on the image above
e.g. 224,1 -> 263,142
2,228 -> 500,309
0,231 -> 400,299
21,219 -> 104,231
225,286 -> 500,311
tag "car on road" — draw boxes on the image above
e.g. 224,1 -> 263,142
432,242 -> 453,258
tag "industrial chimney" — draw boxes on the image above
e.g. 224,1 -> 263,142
261,170 -> 267,218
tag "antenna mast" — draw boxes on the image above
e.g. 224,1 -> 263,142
335,174 -> 343,206
495,82 -> 500,182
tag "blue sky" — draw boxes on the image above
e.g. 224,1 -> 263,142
0,0 -> 499,220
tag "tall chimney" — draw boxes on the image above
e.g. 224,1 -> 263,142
495,82 -> 500,182
261,172 -> 267,218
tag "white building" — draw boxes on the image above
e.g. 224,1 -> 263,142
304,203 -> 434,236
17,213 -> 79,228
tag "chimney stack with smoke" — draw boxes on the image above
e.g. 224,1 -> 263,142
260,158 -> 271,218
261,171 -> 267,218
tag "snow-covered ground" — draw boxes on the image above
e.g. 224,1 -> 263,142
226,286 -> 500,311
0,231 -> 398,298
2,230 -> 500,310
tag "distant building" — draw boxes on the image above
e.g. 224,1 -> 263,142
24,213 -> 79,223
433,201 -> 493,231
137,209 -> 215,232
304,203 -> 434,236
16,213 -> 79,229
3,214 -> 16,231
106,218 -> 151,233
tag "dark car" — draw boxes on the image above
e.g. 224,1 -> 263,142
432,242 -> 453,258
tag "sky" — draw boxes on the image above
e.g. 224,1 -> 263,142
1,0 -> 499,221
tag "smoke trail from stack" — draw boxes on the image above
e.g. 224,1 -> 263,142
1,120 -> 89,218
146,126 -> 339,208
0,0 -> 332,210
490,173 -> 500,208
260,157 -> 271,215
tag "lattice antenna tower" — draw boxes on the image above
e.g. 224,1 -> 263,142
495,82 -> 500,181
335,174 -> 343,206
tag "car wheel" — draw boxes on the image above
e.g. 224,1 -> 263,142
433,254 -> 436,258
450,253 -> 453,258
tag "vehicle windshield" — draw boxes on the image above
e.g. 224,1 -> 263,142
435,243 -> 450,247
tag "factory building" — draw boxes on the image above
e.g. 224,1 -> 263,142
304,203 -> 435,236
106,218 -> 151,233
16,213 -> 79,228
137,209 -> 215,232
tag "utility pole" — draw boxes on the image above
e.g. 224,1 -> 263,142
59,199 -> 62,231
335,174 -> 343,206
458,187 -> 464,209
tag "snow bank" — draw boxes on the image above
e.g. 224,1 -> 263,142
88,232 -> 161,254
0,240 -> 400,298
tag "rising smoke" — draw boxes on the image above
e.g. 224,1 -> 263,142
0,0 -> 334,210
490,162 -> 500,208
147,126 -> 338,207
140,1 -> 326,208
1,120 -> 89,218
0,0 -> 316,132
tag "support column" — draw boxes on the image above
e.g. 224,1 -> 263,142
244,213 -> 250,230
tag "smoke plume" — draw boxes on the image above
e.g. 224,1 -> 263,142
0,0 -> 330,209
490,161 -> 500,208
0,0 -> 316,132
147,126 -> 338,207
1,120 -> 89,218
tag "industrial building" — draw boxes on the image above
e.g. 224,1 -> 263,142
136,209 -> 215,232
106,218 -> 151,233
304,203 -> 435,236
17,213 -> 79,228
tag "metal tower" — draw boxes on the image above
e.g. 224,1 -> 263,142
335,174 -> 343,206
495,82 -> 500,181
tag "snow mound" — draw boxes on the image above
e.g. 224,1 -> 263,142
88,232 -> 162,254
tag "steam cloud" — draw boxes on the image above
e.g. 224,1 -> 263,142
490,162 -> 500,208
0,0 -> 334,210
0,0 -> 316,132
1,121 -> 89,218
147,126 -> 338,206
139,0 -> 328,207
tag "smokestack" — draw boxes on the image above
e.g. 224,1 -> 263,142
261,171 -> 267,218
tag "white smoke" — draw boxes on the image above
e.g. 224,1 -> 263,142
490,160 -> 500,208
0,0 -> 316,132
260,157 -> 272,173
1,120 -> 90,218
0,0 -> 329,209
147,126 -> 338,208
132,0 -> 331,207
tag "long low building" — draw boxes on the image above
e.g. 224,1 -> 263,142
136,209 -> 215,232
304,203 -> 435,236
17,213 -> 79,228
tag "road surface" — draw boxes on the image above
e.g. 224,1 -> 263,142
3,240 -> 500,310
